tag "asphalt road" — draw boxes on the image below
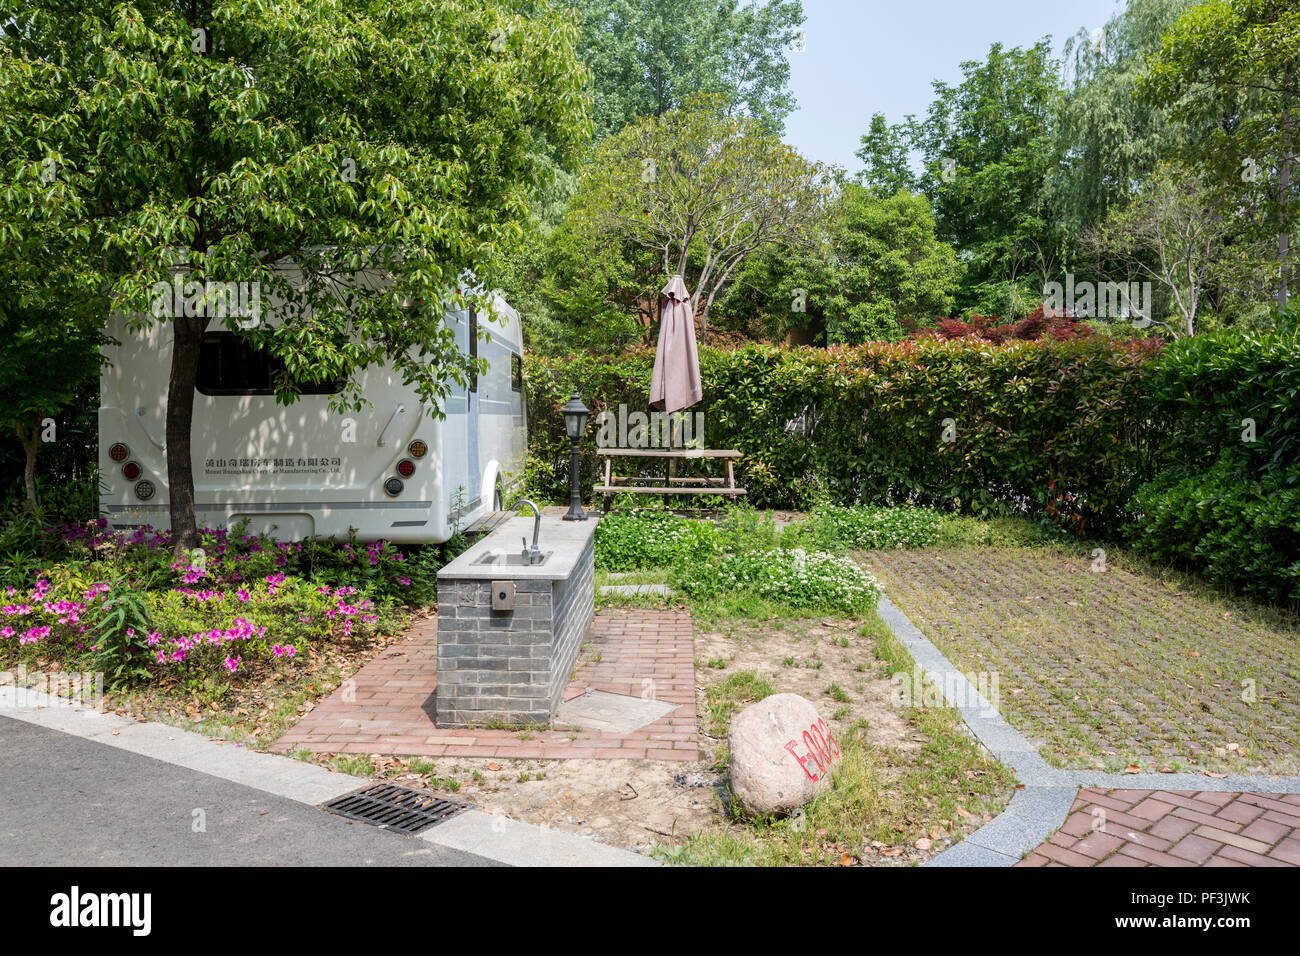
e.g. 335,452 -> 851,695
0,716 -> 495,866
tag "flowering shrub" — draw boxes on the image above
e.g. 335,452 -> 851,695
594,510 -> 722,571
671,548 -> 881,614
799,505 -> 944,551
294,533 -> 416,604
0,524 -> 405,684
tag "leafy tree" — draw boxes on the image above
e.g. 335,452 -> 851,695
573,0 -> 804,140
1049,0 -> 1198,244
521,210 -> 647,354
1141,0 -> 1300,309
720,184 -> 962,344
0,57 -> 103,515
573,96 -> 829,338
855,113 -> 916,198
0,0 -> 590,554
904,41 -> 1063,313
0,313 -> 102,516
1082,164 -> 1256,336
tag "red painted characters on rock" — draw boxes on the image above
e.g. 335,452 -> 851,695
783,718 -> 841,782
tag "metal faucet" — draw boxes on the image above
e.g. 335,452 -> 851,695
517,499 -> 543,564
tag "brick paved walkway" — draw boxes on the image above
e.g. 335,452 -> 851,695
1017,788 -> 1300,867
273,609 -> 698,761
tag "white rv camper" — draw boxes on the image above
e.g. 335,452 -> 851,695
98,284 -> 527,544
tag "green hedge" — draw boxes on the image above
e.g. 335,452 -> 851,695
526,337 -> 1163,536
1127,328 -> 1300,603
1144,327 -> 1300,482
1130,455 -> 1300,605
527,329 -> 1300,602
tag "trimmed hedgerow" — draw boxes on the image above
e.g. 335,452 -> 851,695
1125,328 -> 1300,604
1130,456 -> 1300,605
528,336 -> 1162,536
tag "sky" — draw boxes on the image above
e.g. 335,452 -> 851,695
783,0 -> 1126,172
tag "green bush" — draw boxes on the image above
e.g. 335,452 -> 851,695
1130,456 -> 1300,605
1145,327 -> 1300,483
594,510 -> 721,571
671,548 -> 881,614
799,505 -> 945,551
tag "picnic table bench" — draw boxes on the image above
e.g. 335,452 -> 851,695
593,447 -> 746,512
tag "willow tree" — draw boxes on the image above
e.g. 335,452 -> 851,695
0,0 -> 590,553
575,97 -> 829,338
1141,0 -> 1300,309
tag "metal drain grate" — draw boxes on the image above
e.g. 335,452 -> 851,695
321,783 -> 471,834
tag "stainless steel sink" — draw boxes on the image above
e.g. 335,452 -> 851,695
471,551 -> 552,567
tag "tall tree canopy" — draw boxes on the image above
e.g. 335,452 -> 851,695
855,113 -> 915,199
721,184 -> 962,344
572,96 -> 829,338
0,0 -> 591,551
572,0 -> 804,140
1048,0 -> 1197,243
905,41 -> 1062,314
1141,0 -> 1300,308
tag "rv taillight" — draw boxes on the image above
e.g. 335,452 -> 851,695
134,480 -> 156,501
396,459 -> 416,478
407,439 -> 427,459
109,443 -> 129,462
383,477 -> 404,497
122,461 -> 142,480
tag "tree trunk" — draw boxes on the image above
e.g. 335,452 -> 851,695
1280,105 -> 1292,311
167,315 -> 204,557
15,421 -> 39,515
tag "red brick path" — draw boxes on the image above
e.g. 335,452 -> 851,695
273,609 -> 698,760
1017,788 -> 1300,867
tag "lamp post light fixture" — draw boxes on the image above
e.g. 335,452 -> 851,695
561,390 -> 590,521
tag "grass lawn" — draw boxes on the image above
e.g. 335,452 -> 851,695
595,567 -> 1016,866
861,545 -> 1300,775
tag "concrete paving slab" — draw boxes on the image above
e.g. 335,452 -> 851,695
423,809 -> 656,867
555,689 -> 676,734
600,584 -> 673,596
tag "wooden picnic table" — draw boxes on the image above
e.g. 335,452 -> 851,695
593,447 -> 746,512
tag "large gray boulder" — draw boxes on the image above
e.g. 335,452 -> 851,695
728,692 -> 841,815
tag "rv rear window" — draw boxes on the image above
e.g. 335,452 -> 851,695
196,333 -> 343,396
511,353 -> 523,392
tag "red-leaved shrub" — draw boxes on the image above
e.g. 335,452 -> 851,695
915,306 -> 1094,343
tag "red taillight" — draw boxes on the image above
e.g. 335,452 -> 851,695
122,461 -> 142,480
396,459 -> 415,478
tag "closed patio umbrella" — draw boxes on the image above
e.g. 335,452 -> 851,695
648,274 -> 703,415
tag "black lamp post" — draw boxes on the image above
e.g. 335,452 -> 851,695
561,390 -> 590,521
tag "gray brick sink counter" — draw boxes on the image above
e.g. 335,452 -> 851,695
434,516 -> 598,728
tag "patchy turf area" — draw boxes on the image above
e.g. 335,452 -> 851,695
296,608 -> 1016,866
860,547 -> 1300,776
668,610 -> 1016,866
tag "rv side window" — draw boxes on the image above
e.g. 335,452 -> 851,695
195,332 -> 342,396
468,309 -> 478,393
511,353 -> 523,392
